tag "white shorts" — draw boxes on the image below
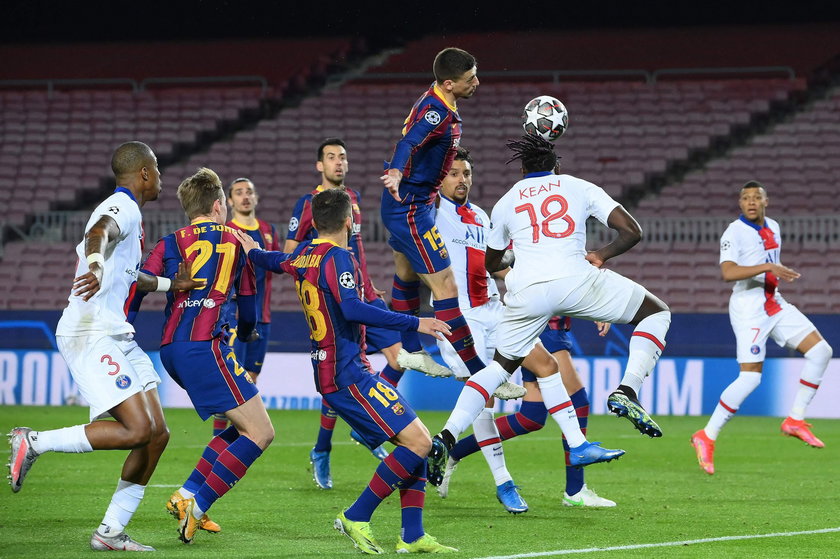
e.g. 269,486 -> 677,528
437,299 -> 504,379
729,293 -> 815,363
57,333 -> 160,421
497,267 -> 646,359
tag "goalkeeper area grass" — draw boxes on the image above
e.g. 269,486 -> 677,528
1,406 -> 838,558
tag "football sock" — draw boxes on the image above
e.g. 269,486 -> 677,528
183,425 -> 239,495
443,361 -> 510,440
194,435 -> 262,514
392,275 -> 423,352
473,408 -> 511,486
790,340 -> 832,420
212,414 -> 229,437
314,402 -> 338,452
379,364 -> 404,387
450,400 -> 548,460
563,389 -> 589,496
99,479 -> 145,535
537,373 -> 586,448
399,461 -> 427,544
345,446 -> 425,523
29,424 -> 93,454
704,371 -> 762,439
621,310 -> 670,393
433,297 -> 485,374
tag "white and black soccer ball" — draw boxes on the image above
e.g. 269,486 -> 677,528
522,95 -> 568,141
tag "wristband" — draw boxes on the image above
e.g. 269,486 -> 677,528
86,253 -> 105,267
156,277 -> 171,292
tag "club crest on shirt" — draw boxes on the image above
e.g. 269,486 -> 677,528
288,217 -> 299,232
391,402 -> 405,415
339,271 -> 356,289
115,375 -> 131,389
750,345 -> 761,355
425,110 -> 441,125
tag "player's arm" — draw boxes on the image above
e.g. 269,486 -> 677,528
720,260 -> 800,283
235,230 -> 291,272
485,247 -> 511,274
586,206 -> 642,267
72,215 -> 120,301
382,105 -> 441,200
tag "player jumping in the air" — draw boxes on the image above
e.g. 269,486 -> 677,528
380,48 -> 524,400
238,189 -> 458,554
691,181 -> 832,475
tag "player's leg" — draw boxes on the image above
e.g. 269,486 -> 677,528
179,394 -> 274,543
781,320 -> 832,447
391,250 -> 425,352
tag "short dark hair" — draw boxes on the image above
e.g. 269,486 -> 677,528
433,47 -> 476,83
506,135 -> 558,173
111,141 -> 154,178
227,177 -> 254,198
742,180 -> 766,192
454,146 -> 473,167
312,188 -> 351,234
317,137 -> 347,161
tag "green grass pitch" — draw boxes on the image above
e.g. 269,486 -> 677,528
1,406 -> 839,558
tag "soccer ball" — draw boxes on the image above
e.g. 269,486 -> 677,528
522,95 -> 568,141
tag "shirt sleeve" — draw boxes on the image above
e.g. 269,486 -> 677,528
287,195 -> 314,242
388,104 -> 449,172
325,249 -> 419,330
486,197 -> 511,251
584,180 -> 621,226
91,197 -> 137,241
719,224 -> 738,264
248,248 -> 292,274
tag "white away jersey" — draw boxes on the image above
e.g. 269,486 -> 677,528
56,190 -> 144,336
435,195 -> 499,308
719,215 -> 783,315
487,172 -> 620,294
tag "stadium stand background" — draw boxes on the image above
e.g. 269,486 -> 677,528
1,6 -> 839,354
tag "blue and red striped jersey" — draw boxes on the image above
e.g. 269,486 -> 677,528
226,217 -> 278,323
247,240 -> 418,394
142,219 -> 256,345
386,83 -> 462,202
285,186 -> 376,302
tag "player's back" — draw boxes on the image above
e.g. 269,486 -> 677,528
149,220 -> 254,344
280,239 -> 370,394
489,172 -> 619,292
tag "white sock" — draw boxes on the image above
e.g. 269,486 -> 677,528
443,361 -> 510,439
30,424 -> 93,454
99,479 -> 146,535
473,408 -> 511,486
704,371 -> 762,439
621,311 -> 671,393
177,487 -> 195,499
789,340 -> 832,420
537,373 -> 586,448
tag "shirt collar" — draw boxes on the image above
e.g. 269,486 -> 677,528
439,193 -> 470,208
738,214 -> 765,230
524,171 -> 553,179
114,186 -> 138,205
311,238 -> 340,247
432,83 -> 457,112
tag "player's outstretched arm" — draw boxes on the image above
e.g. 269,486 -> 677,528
234,229 -> 290,272
586,206 -> 642,267
380,168 -> 403,201
136,260 -> 206,292
417,317 -> 451,341
720,261 -> 800,283
73,215 -> 121,301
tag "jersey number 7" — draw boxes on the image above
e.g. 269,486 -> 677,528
515,195 -> 575,243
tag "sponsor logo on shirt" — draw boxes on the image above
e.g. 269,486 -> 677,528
178,298 -> 216,309
310,349 -> 328,361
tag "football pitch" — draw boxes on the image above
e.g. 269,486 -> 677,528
1,406 -> 839,558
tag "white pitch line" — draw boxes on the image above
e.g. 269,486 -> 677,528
473,527 -> 840,559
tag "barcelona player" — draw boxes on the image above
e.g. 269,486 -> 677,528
381,47 -> 507,389
141,167 -> 274,544
237,189 -> 457,554
211,178 -> 279,437
287,139 -> 450,486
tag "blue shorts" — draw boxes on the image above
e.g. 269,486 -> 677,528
161,339 -> 259,420
322,372 -> 417,448
381,190 -> 450,274
521,327 -> 573,383
365,298 -> 402,353
231,322 -> 270,373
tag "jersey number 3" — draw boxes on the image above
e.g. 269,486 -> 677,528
515,195 -> 575,243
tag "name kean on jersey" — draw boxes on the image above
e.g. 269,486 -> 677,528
518,180 -> 562,200
290,253 -> 323,269
177,223 -> 234,237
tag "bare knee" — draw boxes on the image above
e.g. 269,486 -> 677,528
123,421 -> 154,448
